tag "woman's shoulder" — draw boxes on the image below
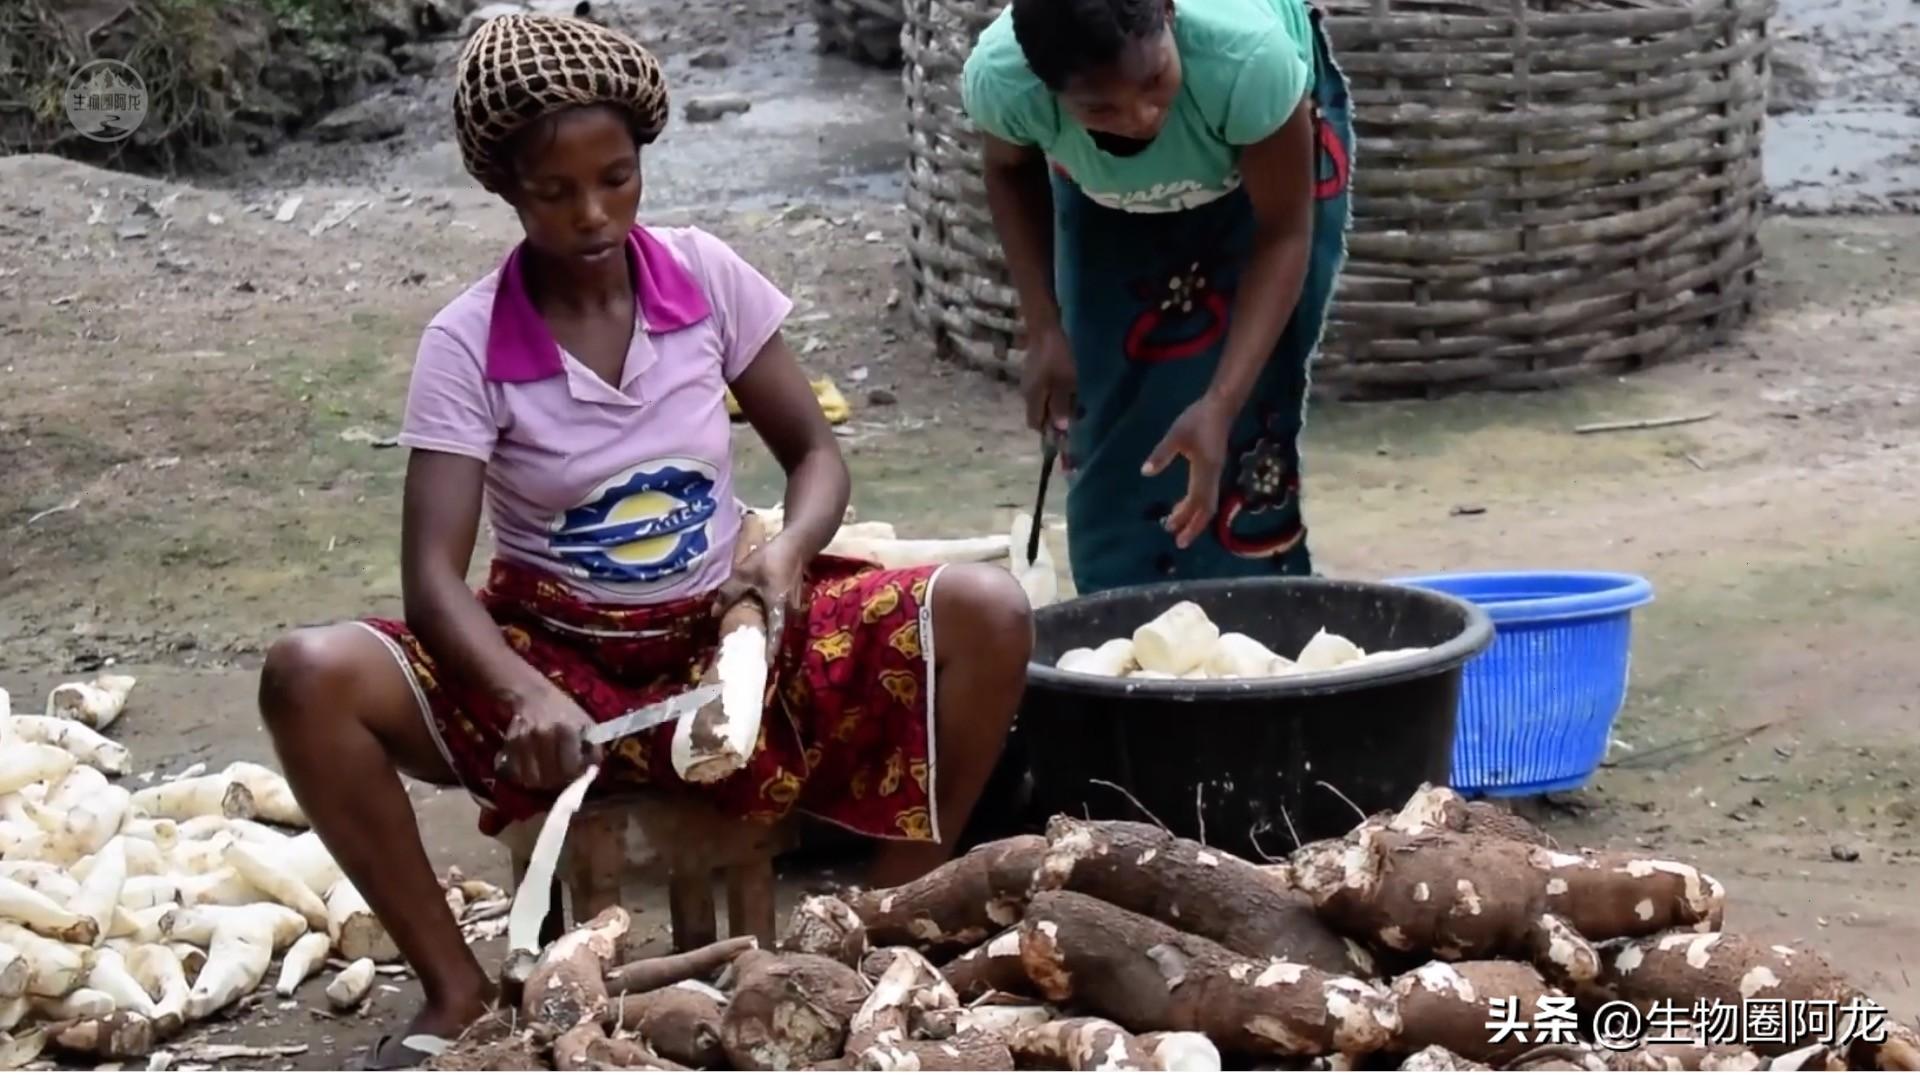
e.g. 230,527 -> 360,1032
418,268 -> 505,367
1177,0 -> 1315,138
961,9 -> 1057,145
1177,0 -> 1313,70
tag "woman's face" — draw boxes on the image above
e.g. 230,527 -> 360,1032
1058,24 -> 1182,144
508,105 -> 643,268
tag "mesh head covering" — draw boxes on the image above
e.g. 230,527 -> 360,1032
454,13 -> 669,193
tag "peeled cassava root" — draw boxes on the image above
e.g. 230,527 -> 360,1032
1053,601 -> 1429,681
46,674 -> 137,731
672,513 -> 769,784
0,681 -> 506,1068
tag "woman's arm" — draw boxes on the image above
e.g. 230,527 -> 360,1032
982,134 -> 1077,433
1204,99 -> 1316,414
401,450 -> 595,788
1144,101 -> 1317,546
731,330 -> 851,567
981,134 -> 1060,334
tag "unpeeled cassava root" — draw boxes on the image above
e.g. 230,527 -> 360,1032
1291,820 -> 1725,985
1389,960 -> 1561,1066
1019,890 -> 1399,1059
1009,1018 -> 1222,1071
611,981 -> 729,1068
1036,816 -> 1375,978
720,949 -> 868,1070
847,835 -> 1046,949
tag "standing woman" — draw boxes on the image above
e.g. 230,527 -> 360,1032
963,0 -> 1353,594
256,14 -> 1031,1065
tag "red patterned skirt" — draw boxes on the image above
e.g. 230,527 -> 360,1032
356,557 -> 943,842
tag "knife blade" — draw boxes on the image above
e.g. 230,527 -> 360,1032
491,683 -> 726,779
585,683 -> 724,745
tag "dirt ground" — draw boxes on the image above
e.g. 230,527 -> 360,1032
4,0 -> 1920,1066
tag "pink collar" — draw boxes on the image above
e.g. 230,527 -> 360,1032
484,226 -> 712,383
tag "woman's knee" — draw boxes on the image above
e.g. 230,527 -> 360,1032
931,564 -> 1035,668
258,625 -> 372,731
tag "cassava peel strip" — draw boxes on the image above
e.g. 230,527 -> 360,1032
1019,890 -> 1398,1058
503,763 -> 600,985
1037,815 -> 1373,977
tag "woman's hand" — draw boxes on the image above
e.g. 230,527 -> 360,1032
499,679 -> 603,791
1142,393 -> 1235,549
715,534 -> 807,660
1022,322 -> 1077,436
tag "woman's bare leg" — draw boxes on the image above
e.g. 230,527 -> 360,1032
866,564 -> 1033,887
257,624 -> 490,1037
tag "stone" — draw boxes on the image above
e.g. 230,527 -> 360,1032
685,94 -> 751,122
313,96 -> 407,142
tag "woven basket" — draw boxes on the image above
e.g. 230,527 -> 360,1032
900,0 -> 1772,395
816,0 -> 906,68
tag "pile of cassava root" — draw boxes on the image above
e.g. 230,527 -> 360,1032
435,784 -> 1919,1072
0,682 -> 507,1067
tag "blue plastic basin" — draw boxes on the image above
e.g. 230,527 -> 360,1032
1385,571 -> 1654,797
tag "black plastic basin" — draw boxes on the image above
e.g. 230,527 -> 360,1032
978,576 -> 1493,861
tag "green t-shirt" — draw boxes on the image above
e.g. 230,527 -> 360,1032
961,0 -> 1315,214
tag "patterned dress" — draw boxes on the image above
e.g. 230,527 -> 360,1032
359,555 -> 946,842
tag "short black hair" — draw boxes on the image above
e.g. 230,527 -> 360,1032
1011,0 -> 1169,91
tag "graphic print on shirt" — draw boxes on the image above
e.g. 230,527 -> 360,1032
548,458 -> 719,596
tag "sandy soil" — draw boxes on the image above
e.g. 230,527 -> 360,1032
3,0 -> 1919,1066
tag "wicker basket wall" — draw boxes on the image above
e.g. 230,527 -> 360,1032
816,0 -> 907,68
900,0 -> 1772,395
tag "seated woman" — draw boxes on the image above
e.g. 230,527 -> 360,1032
256,13 -> 1032,1067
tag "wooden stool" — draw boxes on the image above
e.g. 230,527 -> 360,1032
498,794 -> 796,953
